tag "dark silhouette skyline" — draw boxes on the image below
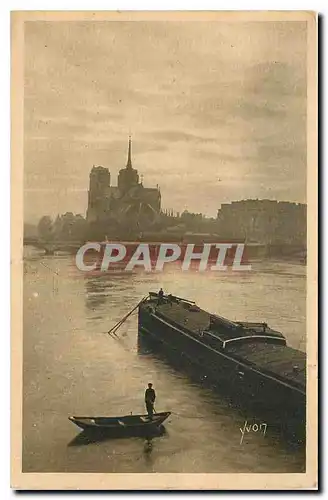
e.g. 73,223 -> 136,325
24,20 -> 307,223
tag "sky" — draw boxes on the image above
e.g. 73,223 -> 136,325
24,20 -> 307,222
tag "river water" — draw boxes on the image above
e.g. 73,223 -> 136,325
23,247 -> 306,473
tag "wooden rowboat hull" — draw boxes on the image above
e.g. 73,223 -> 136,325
68,411 -> 171,435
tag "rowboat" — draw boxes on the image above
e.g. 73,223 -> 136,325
68,411 -> 171,435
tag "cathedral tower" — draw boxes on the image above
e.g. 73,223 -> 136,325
117,136 -> 139,194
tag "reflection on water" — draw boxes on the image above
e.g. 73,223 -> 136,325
67,425 -> 167,448
23,247 -> 306,473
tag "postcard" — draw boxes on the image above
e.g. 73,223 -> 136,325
11,10 -> 318,490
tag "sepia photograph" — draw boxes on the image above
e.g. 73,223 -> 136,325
11,10 -> 317,490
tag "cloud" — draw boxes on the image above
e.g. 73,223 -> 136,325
24,20 -> 307,221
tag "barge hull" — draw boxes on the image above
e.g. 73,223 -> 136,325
138,296 -> 305,431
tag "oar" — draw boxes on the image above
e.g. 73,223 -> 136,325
110,296 -> 148,336
108,295 -> 149,337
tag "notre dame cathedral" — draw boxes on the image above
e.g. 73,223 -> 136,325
86,138 -> 161,237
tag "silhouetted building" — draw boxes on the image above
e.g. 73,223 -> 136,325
117,138 -> 139,194
87,137 -> 161,225
216,199 -> 306,245
87,166 -> 112,222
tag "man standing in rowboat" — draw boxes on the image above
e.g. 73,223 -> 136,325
145,383 -> 156,419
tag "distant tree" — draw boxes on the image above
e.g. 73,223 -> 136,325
180,210 -> 204,231
37,216 -> 54,241
53,213 -> 87,242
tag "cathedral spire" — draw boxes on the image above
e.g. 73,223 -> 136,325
126,135 -> 132,169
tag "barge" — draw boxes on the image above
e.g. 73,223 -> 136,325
138,292 -> 306,430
